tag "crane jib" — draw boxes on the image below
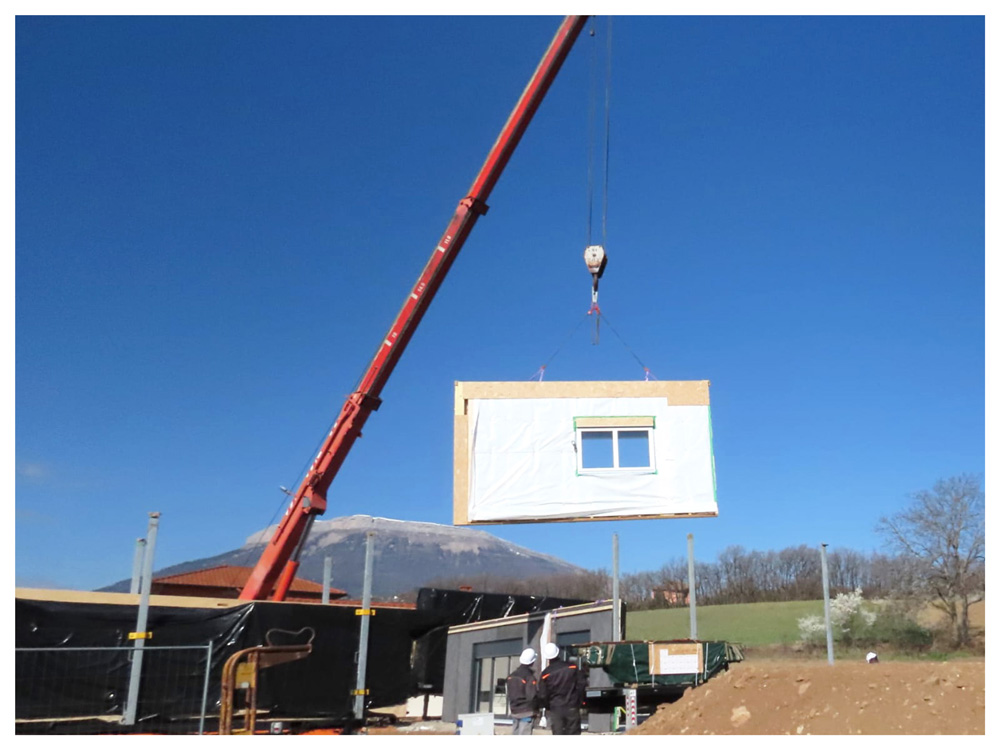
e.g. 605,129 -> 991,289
239,16 -> 589,602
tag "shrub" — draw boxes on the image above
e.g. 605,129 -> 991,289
797,594 -> 934,652
865,599 -> 933,650
797,614 -> 827,645
797,587 -> 877,646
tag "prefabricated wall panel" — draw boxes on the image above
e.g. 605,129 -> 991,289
454,381 -> 718,525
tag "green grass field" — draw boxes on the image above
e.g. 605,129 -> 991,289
624,599 -> 986,655
625,600 -> 825,646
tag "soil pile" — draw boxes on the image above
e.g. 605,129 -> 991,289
632,659 -> 985,735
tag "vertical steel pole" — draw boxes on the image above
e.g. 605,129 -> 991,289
322,556 -> 333,605
612,533 -> 621,641
198,639 -> 214,735
353,530 -> 376,720
123,512 -> 160,725
624,688 -> 638,730
820,543 -> 834,665
130,538 -> 146,595
687,533 -> 698,641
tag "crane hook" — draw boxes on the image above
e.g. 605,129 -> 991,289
584,244 -> 607,344
584,244 -> 607,312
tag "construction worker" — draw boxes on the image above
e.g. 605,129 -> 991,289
506,647 -> 539,735
537,642 -> 588,735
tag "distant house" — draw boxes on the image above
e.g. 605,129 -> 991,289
150,565 -> 348,603
650,581 -> 690,606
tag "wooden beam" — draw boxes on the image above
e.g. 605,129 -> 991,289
454,380 -> 710,405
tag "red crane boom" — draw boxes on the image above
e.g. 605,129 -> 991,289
240,15 -> 589,601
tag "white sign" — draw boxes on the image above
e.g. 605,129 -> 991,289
658,649 -> 700,675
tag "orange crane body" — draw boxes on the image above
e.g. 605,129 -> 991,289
241,15 -> 589,601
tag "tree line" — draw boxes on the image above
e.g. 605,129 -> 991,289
624,545 -> 924,607
428,545 -> 918,608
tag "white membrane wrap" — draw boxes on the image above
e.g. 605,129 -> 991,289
467,396 -> 717,522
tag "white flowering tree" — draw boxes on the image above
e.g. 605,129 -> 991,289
798,587 -> 877,646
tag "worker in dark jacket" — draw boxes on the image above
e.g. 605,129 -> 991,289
536,642 -> 588,735
506,647 -> 539,734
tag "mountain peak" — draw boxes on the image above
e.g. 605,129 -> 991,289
106,515 -> 584,598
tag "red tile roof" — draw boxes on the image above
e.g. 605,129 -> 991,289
153,565 -> 346,596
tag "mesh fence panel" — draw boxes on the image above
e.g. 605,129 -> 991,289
15,645 -> 212,735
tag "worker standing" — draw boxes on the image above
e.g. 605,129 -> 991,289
506,648 -> 539,735
537,642 -> 588,735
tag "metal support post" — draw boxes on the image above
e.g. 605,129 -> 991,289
820,543 -> 834,665
122,512 -> 160,725
130,538 -> 146,595
687,533 -> 698,641
612,533 -> 621,641
623,688 -> 638,730
322,556 -> 333,605
198,639 -> 214,735
353,530 -> 376,721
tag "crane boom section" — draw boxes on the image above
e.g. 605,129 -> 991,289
240,15 -> 588,601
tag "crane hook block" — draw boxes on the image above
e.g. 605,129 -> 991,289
584,245 -> 607,279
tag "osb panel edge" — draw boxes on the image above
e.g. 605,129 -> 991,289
14,588 -> 246,609
455,380 -> 710,405
461,510 -> 719,526
453,409 -> 470,525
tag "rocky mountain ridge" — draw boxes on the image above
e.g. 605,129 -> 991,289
102,515 -> 585,598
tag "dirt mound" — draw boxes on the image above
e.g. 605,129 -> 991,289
632,658 -> 984,735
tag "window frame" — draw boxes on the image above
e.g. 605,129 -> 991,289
470,638 -> 522,717
574,416 -> 656,476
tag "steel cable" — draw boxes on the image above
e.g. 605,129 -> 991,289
586,20 -> 598,248
598,310 -> 657,378
601,16 -> 613,249
529,310 -> 593,379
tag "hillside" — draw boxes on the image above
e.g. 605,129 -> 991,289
100,515 -> 585,598
627,600 -> 825,646
626,600 -> 986,647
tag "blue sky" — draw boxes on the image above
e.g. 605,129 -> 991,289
15,15 -> 984,592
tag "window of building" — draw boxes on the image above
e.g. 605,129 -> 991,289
554,630 -> 592,660
471,638 -> 522,717
574,417 -> 655,474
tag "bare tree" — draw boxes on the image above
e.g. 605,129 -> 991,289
868,551 -> 921,598
876,474 -> 985,647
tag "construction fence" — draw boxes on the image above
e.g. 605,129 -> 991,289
15,644 -> 214,735
15,589 -> 582,734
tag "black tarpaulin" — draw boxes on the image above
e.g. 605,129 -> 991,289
16,588 -> 586,733
15,597 -> 443,734
415,588 -> 587,621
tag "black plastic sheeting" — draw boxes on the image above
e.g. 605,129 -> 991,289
15,588 -> 586,734
16,597 -> 440,734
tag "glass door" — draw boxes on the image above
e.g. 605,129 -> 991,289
471,639 -> 522,716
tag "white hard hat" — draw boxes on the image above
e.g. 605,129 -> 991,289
519,648 -> 537,665
542,642 -> 560,661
